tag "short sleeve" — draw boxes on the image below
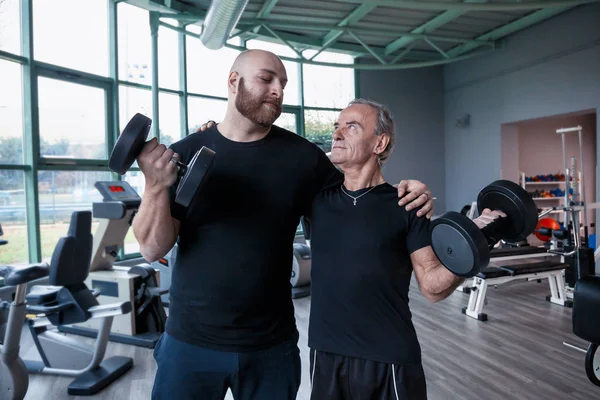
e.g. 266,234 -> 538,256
314,147 -> 343,193
301,146 -> 343,219
406,208 -> 432,254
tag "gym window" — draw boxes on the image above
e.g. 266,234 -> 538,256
33,0 -> 110,77
0,0 -> 355,265
0,0 -> 21,55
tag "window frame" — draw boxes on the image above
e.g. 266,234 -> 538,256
3,0 -> 357,263
35,63 -> 114,170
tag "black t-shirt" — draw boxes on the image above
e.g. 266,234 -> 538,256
307,183 -> 431,365
166,124 -> 342,352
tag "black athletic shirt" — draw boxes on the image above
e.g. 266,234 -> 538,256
307,183 -> 431,365
166,124 -> 342,352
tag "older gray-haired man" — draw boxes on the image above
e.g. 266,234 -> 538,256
305,98 -> 504,400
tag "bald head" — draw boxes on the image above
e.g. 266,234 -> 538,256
226,49 -> 287,128
230,49 -> 287,79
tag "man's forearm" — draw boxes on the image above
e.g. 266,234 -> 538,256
422,264 -> 464,302
132,187 -> 178,262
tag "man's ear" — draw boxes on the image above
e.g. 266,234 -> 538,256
228,71 -> 239,94
374,134 -> 390,155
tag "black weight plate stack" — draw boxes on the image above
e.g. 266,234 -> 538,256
109,113 -> 152,175
477,179 -> 538,242
430,211 -> 490,278
175,146 -> 216,208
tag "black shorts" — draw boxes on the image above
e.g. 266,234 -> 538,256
309,349 -> 428,400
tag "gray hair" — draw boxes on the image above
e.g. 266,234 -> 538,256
348,98 -> 396,166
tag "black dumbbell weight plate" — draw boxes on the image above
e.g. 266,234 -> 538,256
585,343 -> 600,386
109,113 -> 152,175
477,180 -> 538,242
430,211 -> 490,278
175,146 -> 216,208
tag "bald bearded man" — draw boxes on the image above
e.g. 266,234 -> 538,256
133,49 -> 435,400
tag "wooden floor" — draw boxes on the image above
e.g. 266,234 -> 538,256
7,274 -> 600,400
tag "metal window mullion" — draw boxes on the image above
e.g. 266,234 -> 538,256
0,49 -> 27,64
108,0 -> 119,172
303,106 -> 344,113
179,22 -> 189,138
186,92 -> 228,102
21,0 -> 41,262
0,165 -> 31,171
36,163 -> 109,172
34,61 -> 113,87
158,87 -> 183,96
117,81 -> 183,97
150,12 -> 160,140
117,79 -> 151,91
280,105 -> 302,135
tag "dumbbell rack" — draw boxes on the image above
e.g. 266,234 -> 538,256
519,171 -> 582,222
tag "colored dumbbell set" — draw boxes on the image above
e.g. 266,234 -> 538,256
528,188 -> 574,198
524,173 -> 571,182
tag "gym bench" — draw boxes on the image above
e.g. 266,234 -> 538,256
488,245 -> 552,261
461,260 -> 570,321
455,245 -> 554,294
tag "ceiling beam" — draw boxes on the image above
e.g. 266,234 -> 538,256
336,0 -> 598,12
424,37 -> 450,59
156,14 -> 495,59
248,26 -> 442,60
446,5 -> 576,57
256,0 -> 280,19
314,48 -> 493,69
321,3 -> 377,45
261,24 -> 305,57
134,0 -> 207,21
253,0 -> 280,33
307,30 -> 345,61
158,12 -> 204,22
384,0 -> 487,55
236,20 -> 496,47
390,42 -> 417,63
347,30 -> 388,64
155,0 -> 204,15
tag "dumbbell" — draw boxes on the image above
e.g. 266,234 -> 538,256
108,113 -> 215,208
430,180 -> 538,278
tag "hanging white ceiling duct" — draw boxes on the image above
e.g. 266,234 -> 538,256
200,0 -> 250,50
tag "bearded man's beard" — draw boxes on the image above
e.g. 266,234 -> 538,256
235,77 -> 282,127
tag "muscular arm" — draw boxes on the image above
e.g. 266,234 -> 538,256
410,246 -> 464,303
407,208 -> 505,302
132,187 -> 180,262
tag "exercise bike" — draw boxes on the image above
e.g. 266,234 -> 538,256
58,181 -> 167,348
0,211 -> 133,399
